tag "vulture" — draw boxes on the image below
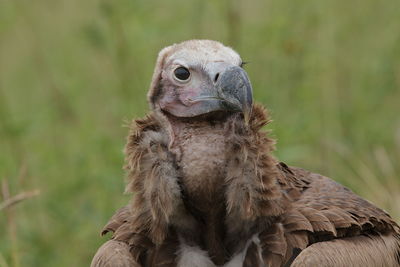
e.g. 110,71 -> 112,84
91,40 -> 400,267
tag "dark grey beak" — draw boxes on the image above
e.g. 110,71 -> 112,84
190,65 -> 253,121
216,66 -> 253,122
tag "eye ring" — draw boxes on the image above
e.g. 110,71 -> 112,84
173,67 -> 191,82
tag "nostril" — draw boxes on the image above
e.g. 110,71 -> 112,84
214,73 -> 220,83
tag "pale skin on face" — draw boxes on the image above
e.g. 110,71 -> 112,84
158,45 -> 242,112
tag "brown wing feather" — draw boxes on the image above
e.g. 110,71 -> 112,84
90,240 -> 140,267
259,223 -> 287,266
277,164 -> 400,265
291,233 -> 400,267
101,206 -> 131,236
97,206 -> 180,266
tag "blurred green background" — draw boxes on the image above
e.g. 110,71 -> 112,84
1,0 -> 400,266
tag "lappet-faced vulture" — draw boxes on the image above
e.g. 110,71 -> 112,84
91,40 -> 400,267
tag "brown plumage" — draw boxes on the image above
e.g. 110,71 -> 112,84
91,40 -> 400,267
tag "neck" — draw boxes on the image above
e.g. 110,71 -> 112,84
167,114 -> 242,264
168,114 -> 236,205
124,104 -> 286,264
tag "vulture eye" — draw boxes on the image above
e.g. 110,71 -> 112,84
174,67 -> 191,81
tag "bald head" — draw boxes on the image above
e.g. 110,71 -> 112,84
162,40 -> 242,69
148,40 -> 252,122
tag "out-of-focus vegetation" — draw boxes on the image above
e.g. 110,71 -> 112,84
1,0 -> 400,266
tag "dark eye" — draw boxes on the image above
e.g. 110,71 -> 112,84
174,67 -> 190,81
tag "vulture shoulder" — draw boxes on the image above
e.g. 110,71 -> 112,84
271,163 -> 400,266
94,206 -> 180,267
291,234 -> 400,267
91,240 -> 139,267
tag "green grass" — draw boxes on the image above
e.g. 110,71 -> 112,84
1,0 -> 400,266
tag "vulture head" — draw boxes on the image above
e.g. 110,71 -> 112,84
148,40 -> 253,126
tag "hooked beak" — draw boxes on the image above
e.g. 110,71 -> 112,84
187,65 -> 253,123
